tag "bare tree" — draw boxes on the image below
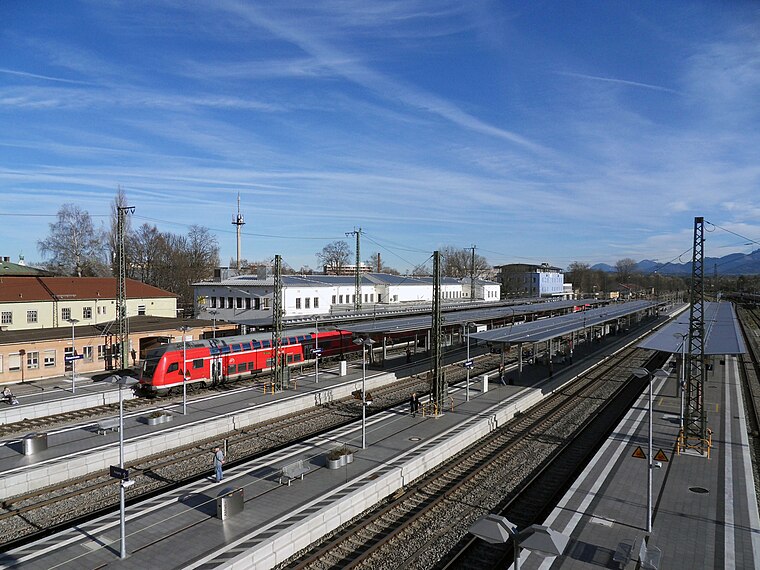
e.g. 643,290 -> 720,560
132,223 -> 166,284
440,246 -> 490,278
615,258 -> 637,284
317,240 -> 352,274
38,203 -> 107,277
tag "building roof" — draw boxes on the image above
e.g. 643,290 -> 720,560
0,277 -> 176,303
0,315 -> 222,345
194,273 -> 457,288
0,259 -> 51,277
637,302 -> 746,355
469,300 -> 654,345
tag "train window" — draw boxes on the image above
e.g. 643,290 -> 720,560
286,354 -> 293,363
294,354 -> 301,362
252,341 -> 261,349
167,363 -> 179,373
266,358 -> 274,367
241,342 -> 251,351
231,344 -> 241,352
237,363 -> 246,373
227,365 -> 235,375
262,340 -> 270,348
193,359 -> 204,369
248,362 -> 256,370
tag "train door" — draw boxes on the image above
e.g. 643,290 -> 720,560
211,356 -> 223,385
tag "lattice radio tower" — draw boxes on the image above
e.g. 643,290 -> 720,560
232,193 -> 245,271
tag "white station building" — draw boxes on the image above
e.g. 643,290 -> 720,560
193,273 -> 501,326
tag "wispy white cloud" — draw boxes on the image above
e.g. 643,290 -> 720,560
0,67 -> 94,85
556,71 -> 679,94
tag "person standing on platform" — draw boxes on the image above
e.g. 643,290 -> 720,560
213,446 -> 225,482
410,392 -> 420,417
406,347 -> 412,363
498,365 -> 507,386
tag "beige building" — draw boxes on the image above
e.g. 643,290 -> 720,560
0,277 -> 216,385
0,277 -> 177,332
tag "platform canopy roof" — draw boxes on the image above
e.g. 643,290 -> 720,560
637,302 -> 746,355
469,300 -> 655,345
339,299 -> 601,336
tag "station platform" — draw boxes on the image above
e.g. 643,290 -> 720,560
519,354 -> 760,569
0,321 -> 667,570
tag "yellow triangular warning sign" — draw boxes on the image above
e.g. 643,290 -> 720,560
654,449 -> 669,462
632,446 -> 646,459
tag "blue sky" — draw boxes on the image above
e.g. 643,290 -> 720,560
1,1 -> 759,274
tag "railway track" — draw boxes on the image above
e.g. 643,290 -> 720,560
736,304 -> 760,512
0,353 -> 504,551
278,345 -> 668,570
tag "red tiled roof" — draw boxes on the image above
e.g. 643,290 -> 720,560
0,277 -> 176,303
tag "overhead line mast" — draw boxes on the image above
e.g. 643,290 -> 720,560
431,250 -> 445,415
347,227 -> 362,311
685,216 -> 707,454
116,204 -> 135,370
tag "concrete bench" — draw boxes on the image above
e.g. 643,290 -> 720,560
96,417 -> 120,435
279,459 -> 310,486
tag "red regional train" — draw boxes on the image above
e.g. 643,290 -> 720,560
139,328 -> 356,395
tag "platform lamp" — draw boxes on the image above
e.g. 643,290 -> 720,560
672,332 -> 688,431
632,367 -> 670,533
353,337 -> 375,449
105,374 -> 139,559
66,318 -> 80,394
178,325 -> 189,415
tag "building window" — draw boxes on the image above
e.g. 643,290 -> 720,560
364,294 -> 368,302
1,311 -> 12,325
370,294 -> 374,302
44,350 -> 56,367
236,297 -> 243,309
332,295 -> 336,304
218,297 -> 224,309
137,305 -> 146,316
339,295 -> 343,304
0,355 -> 3,373
262,298 -> 270,309
314,297 -> 319,308
83,346 -> 93,361
97,345 -> 107,360
27,351 -> 39,369
305,298 -> 310,309
62,307 -> 71,321
83,306 -> 92,319
227,297 -> 233,309
254,298 -> 261,310
27,310 -> 38,323
8,353 -> 21,371
296,298 -> 301,309
245,297 -> 251,310
210,297 -> 217,308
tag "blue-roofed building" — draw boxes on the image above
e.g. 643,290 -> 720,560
193,272 -> 501,324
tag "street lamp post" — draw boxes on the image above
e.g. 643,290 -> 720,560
354,337 -> 374,449
179,326 -> 189,415
673,333 -> 687,432
105,375 -> 138,559
66,318 -> 80,394
632,367 -> 669,533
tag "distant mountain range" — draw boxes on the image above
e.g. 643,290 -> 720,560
591,249 -> 760,276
